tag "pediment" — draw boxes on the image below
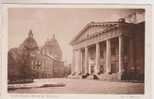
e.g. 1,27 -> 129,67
70,22 -> 118,45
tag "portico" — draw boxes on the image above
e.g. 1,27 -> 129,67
72,35 -> 123,75
70,18 -> 144,81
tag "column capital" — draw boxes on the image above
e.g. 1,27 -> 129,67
96,41 -> 100,44
72,48 -> 77,52
119,34 -> 122,38
85,45 -> 88,48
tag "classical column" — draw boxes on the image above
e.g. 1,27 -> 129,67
88,65 -> 91,74
119,36 -> 123,73
76,50 -> 80,74
79,49 -> 82,73
74,50 -> 79,74
106,39 -> 111,73
85,47 -> 88,74
72,49 -> 75,74
95,42 -> 100,74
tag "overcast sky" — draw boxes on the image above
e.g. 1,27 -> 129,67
8,8 -> 135,64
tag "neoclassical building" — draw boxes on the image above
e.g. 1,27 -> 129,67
70,10 -> 145,81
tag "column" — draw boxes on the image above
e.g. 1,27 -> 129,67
95,42 -> 100,74
79,49 -> 82,73
72,49 -> 75,74
106,39 -> 111,73
76,50 -> 80,74
119,36 -> 123,73
85,47 -> 88,74
74,50 -> 78,73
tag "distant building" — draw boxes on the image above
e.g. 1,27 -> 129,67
29,32 -> 64,78
69,10 -> 145,81
8,30 -> 64,80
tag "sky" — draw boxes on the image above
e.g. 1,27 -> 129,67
8,8 -> 136,64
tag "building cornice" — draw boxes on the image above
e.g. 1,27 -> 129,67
70,21 -> 121,46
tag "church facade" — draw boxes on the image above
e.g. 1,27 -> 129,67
70,10 -> 145,81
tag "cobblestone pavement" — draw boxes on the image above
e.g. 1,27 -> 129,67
8,78 -> 144,94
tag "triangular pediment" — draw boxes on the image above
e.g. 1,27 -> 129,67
70,22 -> 118,45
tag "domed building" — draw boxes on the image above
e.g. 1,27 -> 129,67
8,30 -> 40,81
41,34 -> 62,60
31,34 -> 64,78
8,30 -> 65,81
20,30 -> 39,51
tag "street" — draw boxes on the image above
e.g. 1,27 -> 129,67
8,78 -> 144,94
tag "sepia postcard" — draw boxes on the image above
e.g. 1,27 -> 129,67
0,4 -> 152,99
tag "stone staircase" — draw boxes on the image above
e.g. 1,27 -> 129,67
68,73 -> 120,81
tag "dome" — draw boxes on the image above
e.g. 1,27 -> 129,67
19,30 -> 39,50
41,34 -> 63,60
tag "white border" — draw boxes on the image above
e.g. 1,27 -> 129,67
1,4 -> 152,99
0,4 -> 2,97
1,0 -> 152,4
